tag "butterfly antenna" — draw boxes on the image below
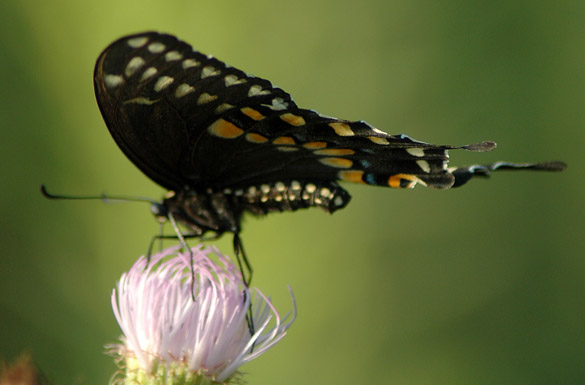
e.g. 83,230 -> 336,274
40,184 -> 158,205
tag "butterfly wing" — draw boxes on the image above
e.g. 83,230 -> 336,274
94,32 -> 565,196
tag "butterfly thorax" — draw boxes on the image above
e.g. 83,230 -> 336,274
162,189 -> 241,237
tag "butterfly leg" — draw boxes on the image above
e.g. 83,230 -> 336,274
233,233 -> 256,344
451,161 -> 567,188
233,233 -> 253,286
145,230 -> 201,261
165,212 -> 200,300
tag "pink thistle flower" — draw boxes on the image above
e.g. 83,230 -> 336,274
110,245 -> 296,384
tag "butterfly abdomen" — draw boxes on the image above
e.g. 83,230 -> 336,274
231,180 -> 350,215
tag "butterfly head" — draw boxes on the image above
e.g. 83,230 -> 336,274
150,201 -> 169,223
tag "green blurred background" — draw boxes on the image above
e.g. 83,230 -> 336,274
1,0 -> 584,383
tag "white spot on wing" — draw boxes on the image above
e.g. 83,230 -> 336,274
417,160 -> 431,173
406,148 -> 425,157
224,74 -> 237,86
215,103 -> 234,113
249,85 -> 271,97
175,83 -> 195,98
201,66 -> 221,79
165,51 -> 183,62
127,37 -> 149,48
368,136 -> 389,145
141,67 -> 158,82
123,97 -> 158,105
224,75 -> 237,86
154,76 -> 174,92
105,74 -> 124,88
197,93 -> 218,105
224,74 -> 247,87
148,42 -> 166,53
262,97 -> 288,111
182,59 -> 200,69
371,127 -> 386,135
125,57 -> 145,77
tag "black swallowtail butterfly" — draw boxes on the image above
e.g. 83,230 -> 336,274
91,32 -> 565,282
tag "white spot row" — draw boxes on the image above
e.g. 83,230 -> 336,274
226,180 -> 336,205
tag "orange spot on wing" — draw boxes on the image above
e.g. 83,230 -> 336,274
319,157 -> 353,169
329,122 -> 354,136
241,107 -> 265,121
368,136 -> 389,145
338,170 -> 365,184
246,133 -> 268,143
280,113 -> 306,126
273,136 -> 295,145
388,173 -> 420,188
207,118 -> 244,139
